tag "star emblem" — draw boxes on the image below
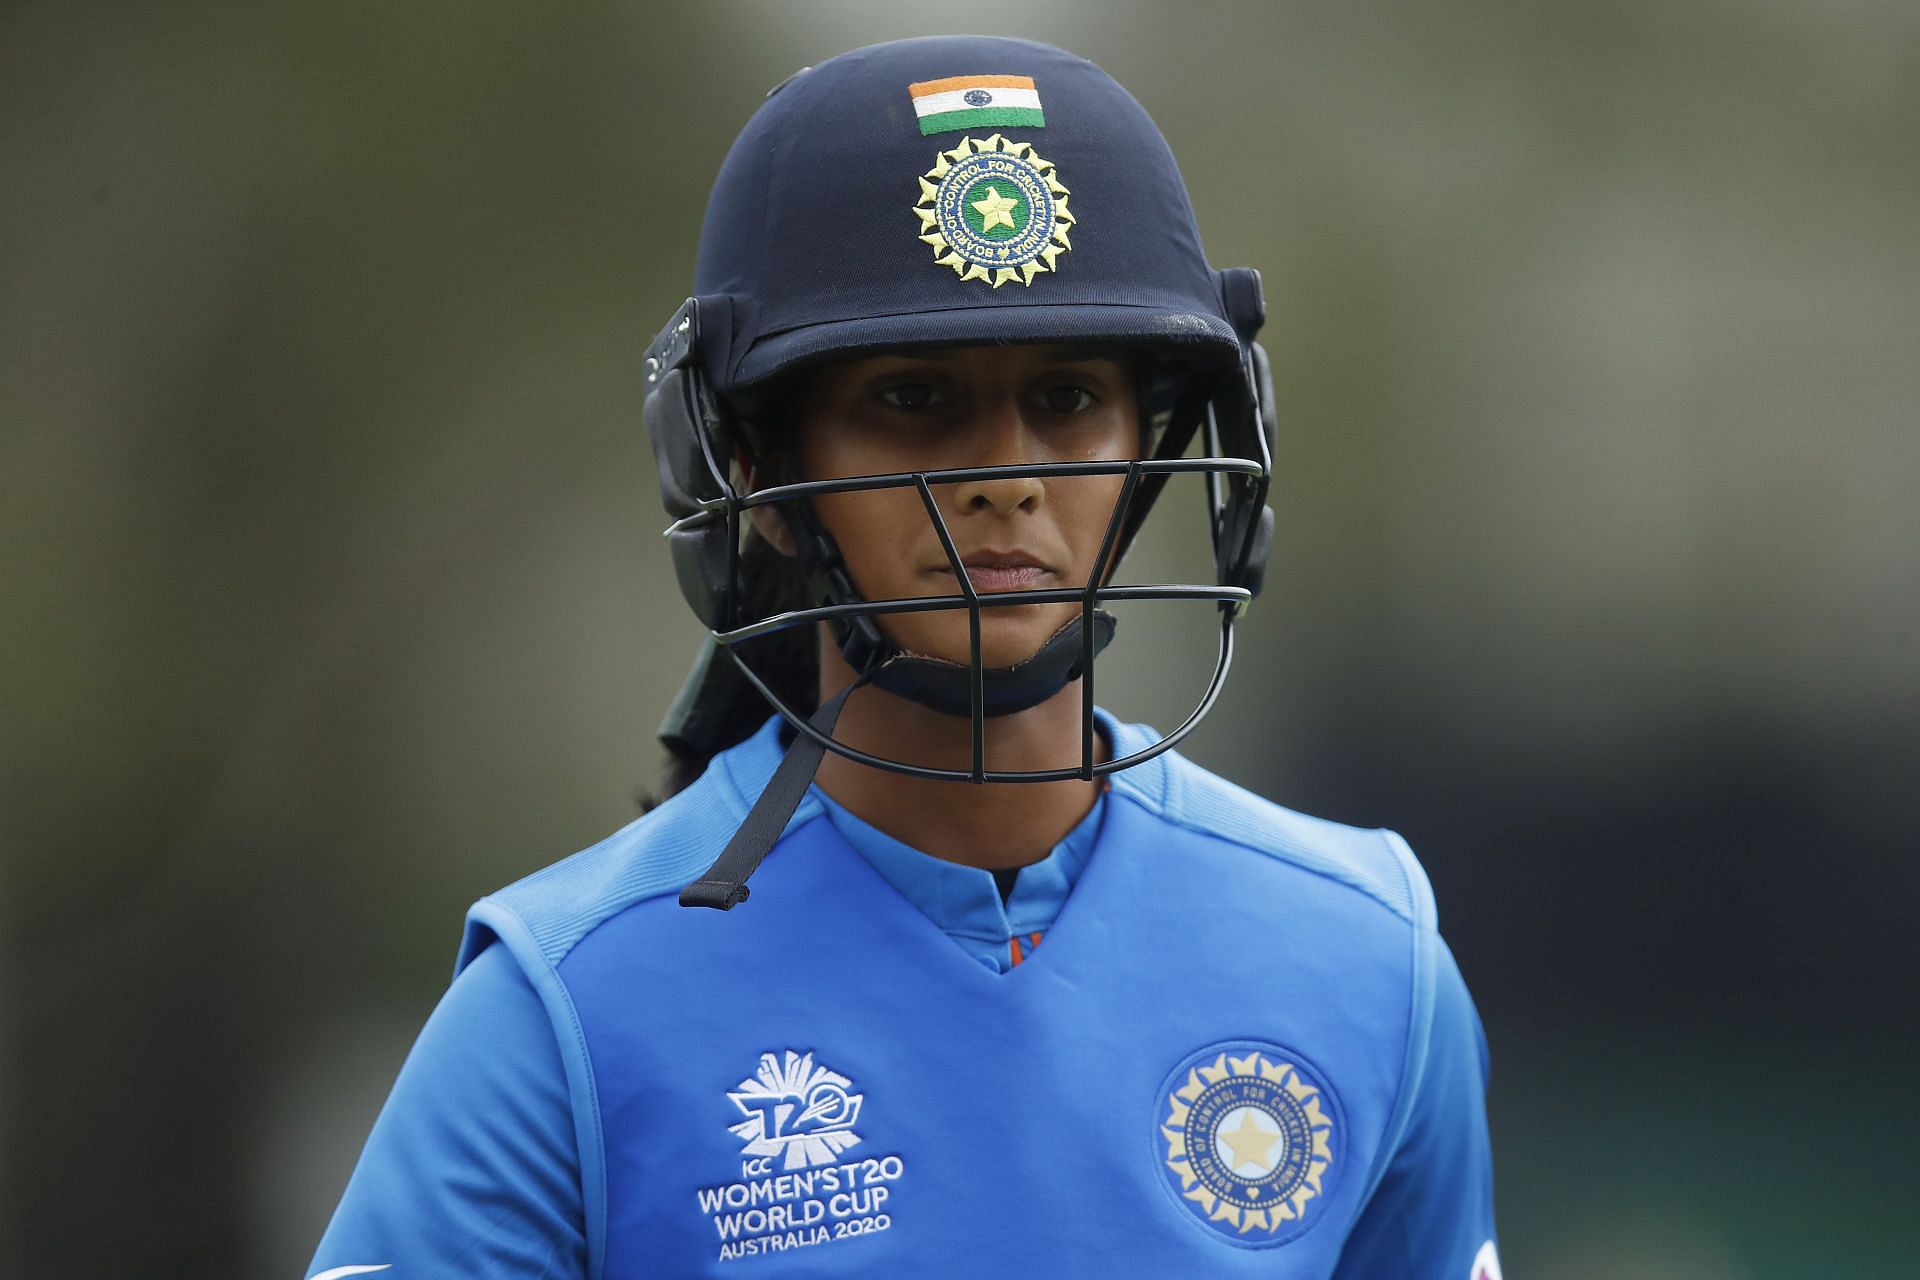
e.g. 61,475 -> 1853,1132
1218,1109 -> 1281,1172
970,184 -> 1019,232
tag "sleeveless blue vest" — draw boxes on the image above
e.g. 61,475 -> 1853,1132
459,718 -> 1439,1277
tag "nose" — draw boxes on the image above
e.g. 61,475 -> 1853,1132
954,471 -> 1045,515
948,396 -> 1046,515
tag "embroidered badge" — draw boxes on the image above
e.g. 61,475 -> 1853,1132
908,74 -> 1045,135
914,134 -> 1073,288
1156,1042 -> 1341,1245
728,1049 -> 864,1169
696,1051 -> 906,1262
1471,1240 -> 1503,1280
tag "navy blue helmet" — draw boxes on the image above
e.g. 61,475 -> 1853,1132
641,36 -> 1275,906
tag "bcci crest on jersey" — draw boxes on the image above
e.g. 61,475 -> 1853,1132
700,1049 -> 905,1263
1157,1042 -> 1342,1245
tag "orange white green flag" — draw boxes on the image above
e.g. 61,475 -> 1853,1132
908,75 -> 1044,136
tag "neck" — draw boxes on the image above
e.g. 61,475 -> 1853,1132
811,625 -> 1107,870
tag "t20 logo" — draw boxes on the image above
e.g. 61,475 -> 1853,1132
727,1050 -> 865,1171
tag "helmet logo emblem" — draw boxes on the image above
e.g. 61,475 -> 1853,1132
914,134 -> 1074,288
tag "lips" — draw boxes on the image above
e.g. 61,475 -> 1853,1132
933,550 -> 1055,592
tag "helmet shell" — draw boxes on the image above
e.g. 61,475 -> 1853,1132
691,35 -> 1244,395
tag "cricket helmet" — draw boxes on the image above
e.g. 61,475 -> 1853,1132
642,35 -> 1275,906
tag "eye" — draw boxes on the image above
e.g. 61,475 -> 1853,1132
1036,382 -> 1099,415
876,380 -> 942,410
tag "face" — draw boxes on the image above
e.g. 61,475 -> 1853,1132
771,344 -> 1140,669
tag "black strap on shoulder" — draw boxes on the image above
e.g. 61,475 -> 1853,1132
678,682 -> 856,910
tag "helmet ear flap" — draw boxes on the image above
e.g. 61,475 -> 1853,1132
644,299 -> 738,632
1220,266 -> 1268,345
1211,338 -> 1277,598
1234,505 -> 1276,600
1198,266 -> 1276,599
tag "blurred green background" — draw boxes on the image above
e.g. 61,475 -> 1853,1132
3,1 -> 1916,1276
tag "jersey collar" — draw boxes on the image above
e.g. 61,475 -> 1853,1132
713,711 -> 1166,965
812,784 -> 1107,950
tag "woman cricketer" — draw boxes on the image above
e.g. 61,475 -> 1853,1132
309,34 -> 1499,1280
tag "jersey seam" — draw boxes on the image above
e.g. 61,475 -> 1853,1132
519,749 -> 762,971
468,899 -> 610,1280
1111,788 -> 1417,925
1364,912 -> 1424,1214
548,808 -> 833,973
1348,830 -> 1439,1217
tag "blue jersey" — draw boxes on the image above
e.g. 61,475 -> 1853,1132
310,714 -> 1498,1278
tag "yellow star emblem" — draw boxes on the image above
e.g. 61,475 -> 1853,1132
970,184 -> 1019,232
1218,1109 -> 1281,1172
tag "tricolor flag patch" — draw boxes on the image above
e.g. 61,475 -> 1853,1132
909,75 -> 1044,136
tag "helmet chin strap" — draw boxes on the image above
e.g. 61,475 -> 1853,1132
678,614 -> 1115,911
679,674 -> 860,910
679,499 -> 1118,911
867,610 -> 1117,718
783,488 -> 1121,715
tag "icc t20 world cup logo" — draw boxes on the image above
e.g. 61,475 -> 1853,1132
727,1050 -> 865,1171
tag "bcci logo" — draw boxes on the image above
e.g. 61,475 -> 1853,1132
1156,1042 -> 1341,1245
728,1050 -> 864,1172
913,134 -> 1073,288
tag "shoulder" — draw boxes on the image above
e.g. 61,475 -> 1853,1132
455,717 -> 801,976
1104,715 -> 1436,934
1104,718 -> 1473,1206
1103,719 -> 1480,1209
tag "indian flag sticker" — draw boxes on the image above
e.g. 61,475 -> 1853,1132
908,75 -> 1044,136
